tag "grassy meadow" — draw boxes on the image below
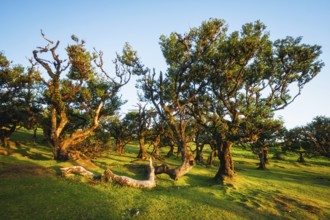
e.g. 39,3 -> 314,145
0,129 -> 329,220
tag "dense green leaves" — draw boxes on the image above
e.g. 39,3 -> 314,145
0,52 -> 40,147
284,116 -> 330,157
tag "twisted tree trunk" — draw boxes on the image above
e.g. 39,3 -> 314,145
155,152 -> 195,180
215,141 -> 235,181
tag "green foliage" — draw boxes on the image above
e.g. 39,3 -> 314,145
0,52 -> 40,147
32,33 -> 139,159
283,116 -> 330,157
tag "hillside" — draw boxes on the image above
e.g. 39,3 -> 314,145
0,129 -> 329,220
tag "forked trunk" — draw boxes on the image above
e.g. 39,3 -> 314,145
215,141 -> 235,181
206,148 -> 217,166
115,139 -> 126,154
151,135 -> 164,161
166,144 -> 174,157
137,136 -> 149,160
195,143 -> 205,163
155,143 -> 195,180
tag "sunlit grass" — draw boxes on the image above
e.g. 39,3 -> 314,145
0,128 -> 329,219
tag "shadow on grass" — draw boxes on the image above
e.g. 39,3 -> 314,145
241,164 -> 330,188
0,156 -> 121,220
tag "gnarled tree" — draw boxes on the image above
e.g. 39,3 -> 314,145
33,32 -> 141,160
152,18 -> 323,182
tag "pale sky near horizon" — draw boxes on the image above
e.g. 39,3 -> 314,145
1,0 -> 329,129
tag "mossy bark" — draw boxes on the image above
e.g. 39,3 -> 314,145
215,141 -> 235,181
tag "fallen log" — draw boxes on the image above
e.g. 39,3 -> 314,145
60,166 -> 97,179
60,158 -> 156,189
103,158 -> 156,189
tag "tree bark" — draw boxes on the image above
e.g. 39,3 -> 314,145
258,146 -> 269,169
166,144 -> 175,157
258,151 -> 266,170
215,141 -> 235,181
297,152 -> 305,163
206,148 -> 217,166
115,139 -> 126,154
104,158 -> 156,189
61,158 -> 156,189
137,136 -> 149,160
60,166 -> 97,179
0,124 -> 16,148
0,136 -> 10,148
151,135 -> 164,161
155,152 -> 195,180
195,143 -> 205,163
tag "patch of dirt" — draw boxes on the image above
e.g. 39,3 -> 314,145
0,163 -> 55,177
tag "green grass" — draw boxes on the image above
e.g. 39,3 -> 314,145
0,129 -> 329,219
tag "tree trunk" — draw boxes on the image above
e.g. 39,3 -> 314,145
155,152 -> 195,180
0,124 -> 16,148
0,136 -> 10,148
257,145 -> 269,169
195,143 -> 205,163
137,136 -> 149,160
32,127 -> 38,141
297,152 -> 305,163
206,148 -> 217,166
104,158 -> 156,188
61,158 -> 156,189
51,136 -> 69,161
166,144 -> 175,157
151,135 -> 164,161
115,140 -> 126,154
155,142 -> 195,180
215,141 -> 235,181
258,151 -> 266,170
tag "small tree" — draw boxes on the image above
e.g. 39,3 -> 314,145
0,52 -> 40,148
106,114 -> 135,154
284,116 -> 330,159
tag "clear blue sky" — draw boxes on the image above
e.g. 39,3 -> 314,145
1,0 -> 329,129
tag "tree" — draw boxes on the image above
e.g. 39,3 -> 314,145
284,116 -> 330,159
0,52 -> 39,148
33,32 -> 140,160
248,119 -> 283,169
106,114 -> 136,154
304,116 -> 330,157
151,18 -> 323,181
136,104 -> 153,160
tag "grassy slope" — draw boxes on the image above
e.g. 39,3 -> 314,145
0,129 -> 329,220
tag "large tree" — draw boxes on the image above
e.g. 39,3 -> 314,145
202,19 -> 322,181
151,18 -> 323,181
33,32 -> 141,160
